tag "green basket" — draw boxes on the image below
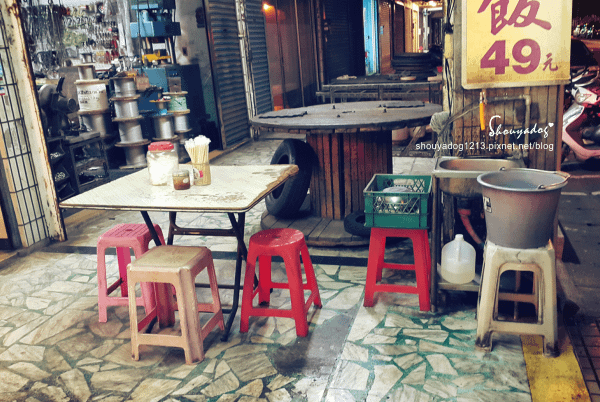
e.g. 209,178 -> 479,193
363,174 -> 432,229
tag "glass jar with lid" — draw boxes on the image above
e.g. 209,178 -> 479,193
147,141 -> 179,185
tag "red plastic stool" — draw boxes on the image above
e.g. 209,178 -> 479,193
363,227 -> 431,311
240,228 -> 322,337
96,223 -> 165,323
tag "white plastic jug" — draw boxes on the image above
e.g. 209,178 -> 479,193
440,234 -> 476,284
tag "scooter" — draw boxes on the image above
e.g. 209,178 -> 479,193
562,65 -> 600,162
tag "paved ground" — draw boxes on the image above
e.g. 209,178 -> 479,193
556,157 -> 600,401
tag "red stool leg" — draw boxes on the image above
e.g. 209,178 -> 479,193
283,250 -> 309,337
257,255 -> 272,304
364,228 -> 386,307
412,230 -> 431,312
300,244 -> 322,307
116,247 -> 132,297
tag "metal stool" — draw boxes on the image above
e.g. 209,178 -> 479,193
127,245 -> 224,364
475,241 -> 558,357
240,228 -> 321,337
96,223 -> 165,323
364,227 -> 431,311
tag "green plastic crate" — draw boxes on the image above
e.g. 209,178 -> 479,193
363,174 -> 432,229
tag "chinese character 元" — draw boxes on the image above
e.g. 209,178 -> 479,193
542,53 -> 558,71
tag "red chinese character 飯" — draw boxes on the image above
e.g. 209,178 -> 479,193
478,0 -> 552,35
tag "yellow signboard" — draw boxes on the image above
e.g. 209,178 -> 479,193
462,0 -> 572,89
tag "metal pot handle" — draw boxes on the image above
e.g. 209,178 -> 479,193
538,171 -> 571,189
537,182 -> 564,190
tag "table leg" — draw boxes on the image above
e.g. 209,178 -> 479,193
139,211 -> 170,330
225,212 -> 246,341
141,211 -> 163,247
167,211 -> 248,341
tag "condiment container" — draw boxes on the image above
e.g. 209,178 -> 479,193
173,169 -> 191,190
147,141 -> 178,185
440,234 -> 476,284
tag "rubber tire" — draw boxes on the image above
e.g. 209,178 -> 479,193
265,139 -> 313,218
344,210 -> 371,237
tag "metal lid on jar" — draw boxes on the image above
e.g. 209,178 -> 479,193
148,141 -> 174,151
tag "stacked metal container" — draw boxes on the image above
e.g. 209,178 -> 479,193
149,96 -> 179,159
110,76 -> 150,168
163,91 -> 191,162
76,64 -> 112,139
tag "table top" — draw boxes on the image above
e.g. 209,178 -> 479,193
59,164 -> 299,214
324,75 -> 441,88
249,100 -> 442,131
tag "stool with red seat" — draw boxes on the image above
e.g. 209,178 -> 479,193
96,223 -> 165,323
363,227 -> 431,311
240,228 -> 321,337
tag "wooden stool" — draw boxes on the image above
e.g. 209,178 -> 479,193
96,223 -> 165,323
475,241 -> 558,357
364,227 -> 431,311
127,245 -> 224,364
240,228 -> 321,337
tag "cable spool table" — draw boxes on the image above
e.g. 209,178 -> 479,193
250,100 -> 442,246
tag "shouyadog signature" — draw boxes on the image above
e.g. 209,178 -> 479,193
488,115 -> 554,139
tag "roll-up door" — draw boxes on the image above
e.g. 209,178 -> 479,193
245,0 -> 273,115
205,0 -> 250,147
323,0 -> 364,82
378,0 -> 392,73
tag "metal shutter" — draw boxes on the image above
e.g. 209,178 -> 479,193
323,0 -> 351,81
205,0 -> 250,147
246,0 -> 272,115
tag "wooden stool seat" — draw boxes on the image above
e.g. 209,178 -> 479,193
240,228 -> 321,337
96,223 -> 165,323
127,245 -> 224,364
364,227 -> 431,311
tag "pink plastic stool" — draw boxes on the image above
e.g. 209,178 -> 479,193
127,246 -> 224,364
364,227 -> 431,311
96,223 -> 165,323
240,228 -> 322,337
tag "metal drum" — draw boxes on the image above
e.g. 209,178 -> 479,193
153,114 -> 175,139
77,64 -> 96,80
172,111 -> 190,132
78,109 -> 110,136
150,99 -> 170,115
75,80 -> 109,111
117,118 -> 144,143
164,91 -> 188,111
113,96 -> 140,118
111,76 -> 137,97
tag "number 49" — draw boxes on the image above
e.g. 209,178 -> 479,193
480,39 -> 541,75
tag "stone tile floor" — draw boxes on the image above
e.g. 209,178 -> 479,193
0,136 -> 535,401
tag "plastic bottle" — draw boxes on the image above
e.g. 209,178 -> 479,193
147,141 -> 179,185
440,234 -> 476,284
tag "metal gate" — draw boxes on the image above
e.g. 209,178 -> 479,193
0,0 -> 63,247
205,0 -> 251,147
245,0 -> 272,115
323,0 -> 364,82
